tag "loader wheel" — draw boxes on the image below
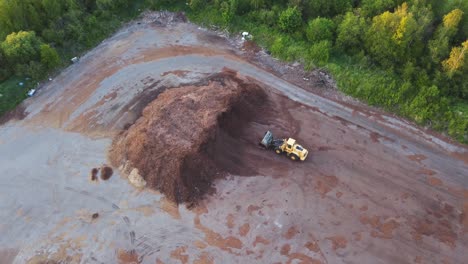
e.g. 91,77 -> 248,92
290,155 -> 298,161
275,149 -> 282,154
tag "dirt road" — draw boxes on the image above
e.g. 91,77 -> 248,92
0,12 -> 467,264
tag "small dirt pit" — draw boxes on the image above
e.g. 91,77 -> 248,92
90,168 -> 99,181
100,166 -> 113,180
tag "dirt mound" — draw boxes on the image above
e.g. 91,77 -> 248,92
109,72 -> 266,203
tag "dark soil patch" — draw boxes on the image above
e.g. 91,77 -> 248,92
243,41 -> 261,53
0,105 -> 27,125
100,166 -> 113,180
90,168 -> 99,181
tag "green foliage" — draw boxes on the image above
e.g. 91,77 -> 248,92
221,0 -> 238,24
308,40 -> 331,67
299,0 -> 352,18
360,0 -> 397,17
447,103 -> 468,142
96,0 -> 129,10
40,44 -> 60,70
1,31 -> 42,65
278,6 -> 302,32
271,36 -> 290,60
189,0 -> 204,10
306,17 -> 335,43
407,85 -> 444,124
429,9 -> 464,64
0,77 -> 32,116
250,0 -> 264,10
365,3 -> 421,69
336,12 -> 367,54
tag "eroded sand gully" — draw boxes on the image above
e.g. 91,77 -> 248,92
0,12 -> 467,264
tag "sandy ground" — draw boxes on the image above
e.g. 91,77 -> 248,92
0,12 -> 467,264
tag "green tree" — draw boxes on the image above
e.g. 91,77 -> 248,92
1,31 -> 42,65
443,40 -> 468,75
278,6 -> 302,33
299,0 -> 352,19
365,3 -> 420,68
361,0 -> 397,17
336,12 -> 367,54
40,44 -> 60,69
428,9 -> 464,64
41,0 -> 66,21
306,17 -> 335,43
441,40 -> 468,98
250,0 -> 264,10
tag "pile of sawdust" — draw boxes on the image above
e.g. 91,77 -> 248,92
109,72 -> 266,203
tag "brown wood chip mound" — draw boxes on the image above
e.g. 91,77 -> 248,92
109,71 -> 266,204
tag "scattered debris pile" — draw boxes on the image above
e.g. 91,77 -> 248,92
140,11 -> 187,26
109,72 -> 266,203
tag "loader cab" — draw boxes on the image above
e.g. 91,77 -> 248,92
286,138 -> 296,151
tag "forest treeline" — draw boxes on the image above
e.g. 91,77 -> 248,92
0,0 -> 134,80
0,0 -> 467,142
167,0 -> 468,142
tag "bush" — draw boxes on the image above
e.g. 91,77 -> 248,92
306,17 -> 335,43
189,0 -> 203,10
278,6 -> 302,33
447,109 -> 468,143
40,44 -> 60,70
336,12 -> 367,54
270,36 -> 290,60
407,85 -> 444,124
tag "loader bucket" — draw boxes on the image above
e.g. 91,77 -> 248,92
260,131 -> 273,148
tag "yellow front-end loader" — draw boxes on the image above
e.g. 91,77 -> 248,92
259,131 -> 308,161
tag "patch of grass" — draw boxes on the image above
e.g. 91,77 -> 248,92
0,77 -> 34,116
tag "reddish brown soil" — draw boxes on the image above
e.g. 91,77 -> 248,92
170,246 -> 188,264
314,175 -> 339,198
407,154 -> 427,163
193,252 -> 214,264
242,41 -> 261,54
238,223 -> 250,237
226,214 -> 235,229
194,216 -> 243,253
109,72 -> 267,203
117,249 -> 138,264
326,236 -> 348,251
193,240 -> 208,249
427,176 -> 443,186
283,226 -> 300,240
305,241 -> 320,252
280,244 -> 291,255
286,253 -> 322,264
100,166 -> 113,180
253,236 -> 270,247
